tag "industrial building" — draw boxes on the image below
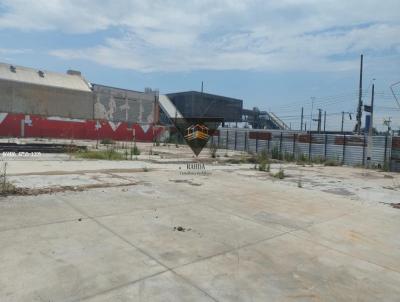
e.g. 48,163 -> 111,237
166,91 -> 243,123
0,63 -> 93,119
0,62 -> 289,142
0,63 -> 163,141
92,84 -> 158,124
165,91 -> 287,130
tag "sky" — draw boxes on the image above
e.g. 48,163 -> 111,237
0,0 -> 399,131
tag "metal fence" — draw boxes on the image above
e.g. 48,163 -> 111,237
209,128 -> 400,171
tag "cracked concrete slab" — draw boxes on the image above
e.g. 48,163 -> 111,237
97,203 -> 283,268
175,234 -> 400,302
293,204 -> 400,272
0,142 -> 399,301
0,219 -> 166,302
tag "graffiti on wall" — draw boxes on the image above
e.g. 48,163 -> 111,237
93,84 -> 155,124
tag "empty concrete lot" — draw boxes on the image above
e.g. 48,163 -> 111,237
1,144 -> 400,301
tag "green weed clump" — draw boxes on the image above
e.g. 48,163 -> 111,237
0,162 -> 18,195
75,150 -> 124,160
257,149 -> 270,172
296,153 -> 308,165
324,159 -> 339,166
272,167 -> 285,179
283,152 -> 295,162
100,138 -> 114,145
131,144 -> 141,156
271,146 -> 281,160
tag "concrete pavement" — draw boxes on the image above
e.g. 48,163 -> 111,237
0,150 -> 399,301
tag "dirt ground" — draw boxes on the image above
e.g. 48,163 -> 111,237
0,140 -> 399,301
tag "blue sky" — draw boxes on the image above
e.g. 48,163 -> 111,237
0,0 -> 399,131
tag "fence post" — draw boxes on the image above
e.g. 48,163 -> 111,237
234,130 -> 237,150
267,136 -> 270,153
342,134 -> 346,165
384,134 -> 388,166
256,132 -> 259,153
324,134 -> 328,160
218,130 -> 220,148
226,130 -> 229,150
292,134 -> 296,157
244,131 -> 247,152
362,135 -> 366,165
308,132 -> 312,161
279,132 -> 283,158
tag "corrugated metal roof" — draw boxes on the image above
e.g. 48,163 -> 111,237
0,63 -> 92,92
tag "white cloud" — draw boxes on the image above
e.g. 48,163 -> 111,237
0,48 -> 31,54
1,0 -> 399,72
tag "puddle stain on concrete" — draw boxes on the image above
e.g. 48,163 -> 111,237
322,188 -> 355,196
169,179 -> 202,186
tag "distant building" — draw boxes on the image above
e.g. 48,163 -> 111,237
0,63 -> 93,119
166,91 -> 243,123
92,84 -> 158,124
0,63 -> 163,141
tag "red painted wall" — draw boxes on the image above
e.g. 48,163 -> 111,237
0,113 -> 165,142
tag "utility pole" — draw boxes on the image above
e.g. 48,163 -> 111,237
368,84 -> 375,137
384,117 -> 392,135
310,97 -> 315,132
356,54 -> 363,134
317,109 -> 322,133
323,111 -> 326,132
300,107 -> 304,131
366,84 -> 375,167
201,81 -> 204,93
341,111 -> 345,133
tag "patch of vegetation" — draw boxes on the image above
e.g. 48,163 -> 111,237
209,143 -> 218,158
382,161 -> 390,172
271,146 -> 281,160
0,162 -> 18,195
131,144 -> 141,156
259,161 -> 271,172
0,181 -> 18,195
312,156 -> 325,164
296,153 -> 308,165
245,154 -> 258,164
324,159 -> 339,166
100,138 -> 114,145
258,160 -> 266,171
272,167 -> 285,179
283,152 -> 295,162
257,149 -> 269,162
75,149 -> 124,160
257,149 -> 270,172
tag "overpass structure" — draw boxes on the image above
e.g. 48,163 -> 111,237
242,108 -> 289,130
